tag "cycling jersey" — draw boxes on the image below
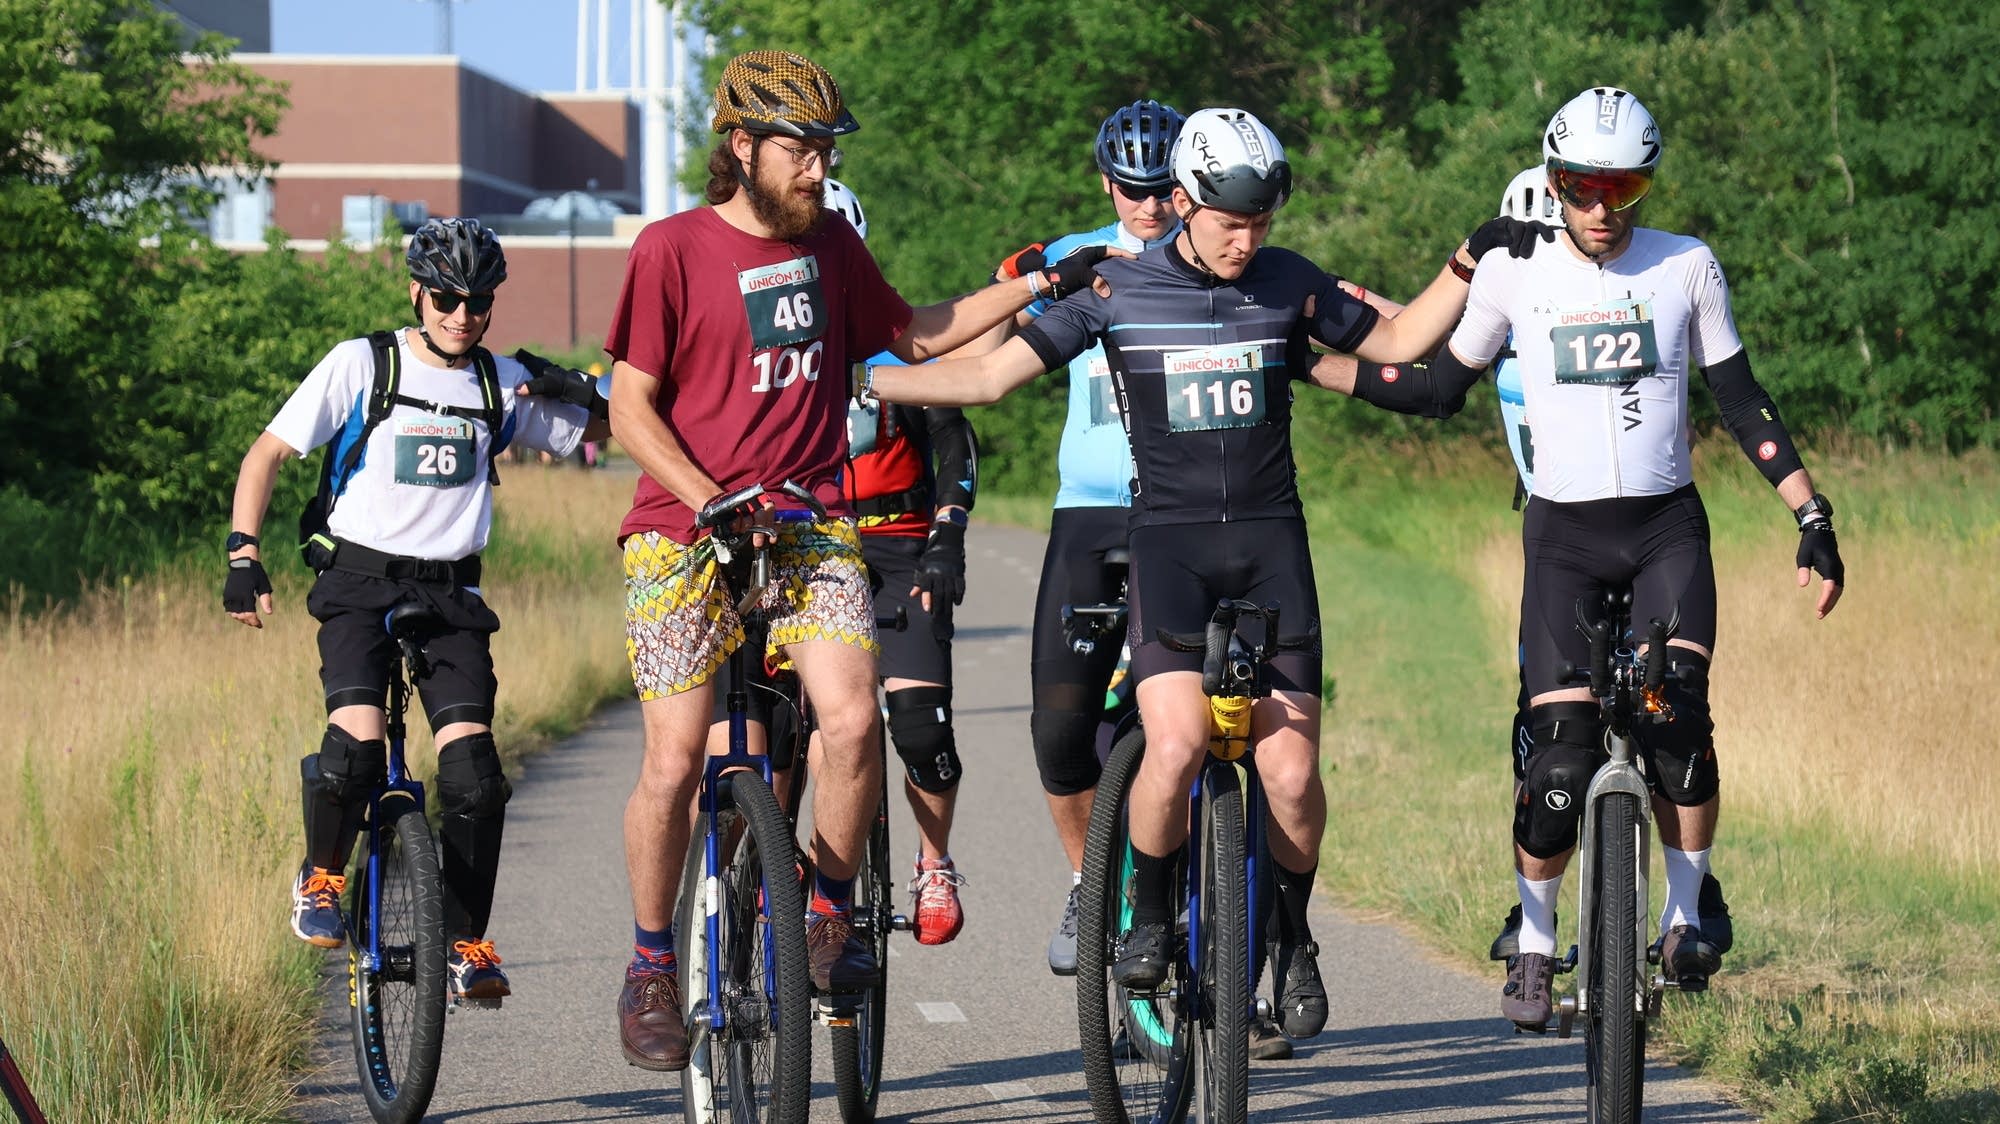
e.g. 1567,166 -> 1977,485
267,328 -> 587,560
1028,220 -> 1178,509
1017,240 -> 1377,529
1451,228 -> 1742,503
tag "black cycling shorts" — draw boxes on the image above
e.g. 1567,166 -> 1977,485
1127,517 -> 1321,694
1031,505 -> 1131,700
307,568 -> 500,728
1520,484 -> 1717,700
863,534 -> 951,685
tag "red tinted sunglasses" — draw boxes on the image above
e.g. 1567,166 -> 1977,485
428,290 -> 496,315
1546,161 -> 1654,212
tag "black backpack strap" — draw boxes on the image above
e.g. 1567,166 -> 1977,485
334,330 -> 403,484
466,346 -> 504,484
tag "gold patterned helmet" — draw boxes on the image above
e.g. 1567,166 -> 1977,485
711,50 -> 859,138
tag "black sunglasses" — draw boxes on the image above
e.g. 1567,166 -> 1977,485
1112,180 -> 1174,203
428,290 -> 496,315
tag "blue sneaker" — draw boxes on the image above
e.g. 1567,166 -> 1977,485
448,939 -> 511,1005
290,863 -> 346,949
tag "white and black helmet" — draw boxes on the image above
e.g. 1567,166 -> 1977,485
1171,108 -> 1292,216
1542,86 -> 1661,173
823,177 -> 867,241
1499,165 -> 1560,223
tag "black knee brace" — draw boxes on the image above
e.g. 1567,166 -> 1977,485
1031,708 -> 1102,796
435,732 -> 511,818
1641,651 -> 1719,806
301,725 -> 387,871
1513,702 -> 1603,860
887,686 -> 961,795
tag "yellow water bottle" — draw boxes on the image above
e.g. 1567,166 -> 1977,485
1209,695 -> 1252,760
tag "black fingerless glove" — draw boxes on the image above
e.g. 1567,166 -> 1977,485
1465,217 -> 1559,263
1796,517 -> 1844,586
997,242 -> 1048,281
514,349 -> 606,416
1044,245 -> 1111,299
223,557 -> 271,612
914,520 -> 968,607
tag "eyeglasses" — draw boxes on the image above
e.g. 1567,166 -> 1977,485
428,290 -> 496,315
1546,160 -> 1654,213
1112,179 -> 1174,203
764,137 -> 842,171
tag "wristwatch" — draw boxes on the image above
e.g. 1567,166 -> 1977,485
1792,494 -> 1834,529
225,531 -> 260,553
934,507 -> 969,529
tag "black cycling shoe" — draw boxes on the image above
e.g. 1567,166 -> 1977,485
1110,921 -> 1173,990
1271,938 -> 1327,1038
1658,923 -> 1723,985
1698,872 -> 1733,954
1489,903 -> 1558,962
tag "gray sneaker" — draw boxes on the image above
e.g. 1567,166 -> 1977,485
1249,1013 -> 1293,1060
1501,951 -> 1556,1031
1048,884 -> 1082,976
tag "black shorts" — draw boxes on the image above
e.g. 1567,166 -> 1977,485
1030,505 -> 1131,693
1127,517 -> 1321,694
863,535 -> 951,685
1520,484 -> 1717,700
307,568 -> 500,729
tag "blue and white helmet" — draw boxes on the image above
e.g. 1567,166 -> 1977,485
823,178 -> 866,241
1095,99 -> 1184,187
1499,165 -> 1560,223
1171,108 -> 1292,215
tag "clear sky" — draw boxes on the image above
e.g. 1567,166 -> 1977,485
270,0 -> 651,95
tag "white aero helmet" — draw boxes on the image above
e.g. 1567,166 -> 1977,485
1542,86 -> 1660,173
823,177 -> 867,241
1499,165 -> 1559,223
1172,108 -> 1292,216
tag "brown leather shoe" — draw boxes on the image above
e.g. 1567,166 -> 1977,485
805,912 -> 881,993
619,968 -> 689,1071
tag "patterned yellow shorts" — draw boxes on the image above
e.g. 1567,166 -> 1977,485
623,520 -> 879,700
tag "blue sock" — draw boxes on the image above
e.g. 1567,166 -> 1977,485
810,869 -> 852,916
630,922 -> 674,976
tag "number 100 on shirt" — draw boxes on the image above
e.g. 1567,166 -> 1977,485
740,255 -> 828,392
1164,344 -> 1268,432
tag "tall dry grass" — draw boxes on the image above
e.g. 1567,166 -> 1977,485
0,464 -> 635,1122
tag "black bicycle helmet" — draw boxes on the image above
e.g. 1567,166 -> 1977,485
407,217 -> 508,294
1095,99 -> 1184,187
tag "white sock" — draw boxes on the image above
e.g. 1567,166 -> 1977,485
1660,846 -> 1710,934
1516,873 -> 1563,956
1072,870 -> 1084,887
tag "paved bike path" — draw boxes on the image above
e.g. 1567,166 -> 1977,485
292,521 -> 1749,1122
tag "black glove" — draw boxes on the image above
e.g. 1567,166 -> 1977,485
1044,245 -> 1111,299
222,556 -> 272,613
1465,217 -> 1559,262
997,241 -> 1048,281
914,519 -> 968,635
1796,519 -> 1844,586
514,349 -> 605,415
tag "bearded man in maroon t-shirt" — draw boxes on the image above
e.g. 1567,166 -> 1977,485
602,50 -> 1110,1072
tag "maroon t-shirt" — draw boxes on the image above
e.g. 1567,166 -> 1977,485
606,206 -> 915,543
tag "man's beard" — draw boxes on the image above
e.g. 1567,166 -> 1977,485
746,151 -> 824,240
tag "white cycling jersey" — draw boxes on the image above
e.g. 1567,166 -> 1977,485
267,328 -> 587,560
1451,228 -> 1742,502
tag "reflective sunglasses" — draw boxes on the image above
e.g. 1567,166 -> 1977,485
428,289 -> 496,315
1546,160 -> 1654,213
1112,179 -> 1175,203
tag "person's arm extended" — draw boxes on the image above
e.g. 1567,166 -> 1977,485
608,359 -> 722,507
223,431 -> 301,627
868,335 -> 1052,407
889,248 -> 1115,363
1347,257 -> 1474,363
1308,346 -> 1485,419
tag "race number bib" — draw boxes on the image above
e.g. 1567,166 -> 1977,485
1549,299 -> 1660,385
1084,353 -> 1121,427
847,397 -> 882,458
393,416 -> 476,488
1162,345 -> 1267,432
739,256 -> 826,351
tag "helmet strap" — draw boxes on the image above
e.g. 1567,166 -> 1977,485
1176,205 -> 1223,278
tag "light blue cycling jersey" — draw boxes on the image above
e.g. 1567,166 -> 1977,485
1029,219 -> 1179,509
1495,335 -> 1534,493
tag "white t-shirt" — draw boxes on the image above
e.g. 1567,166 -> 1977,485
267,329 -> 588,559
1450,228 -> 1743,502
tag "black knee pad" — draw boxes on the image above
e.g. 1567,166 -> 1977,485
887,687 -> 961,795
1513,702 -> 1603,860
1641,651 -> 1718,806
1031,708 -> 1102,796
309,725 -> 387,803
435,733 -> 511,818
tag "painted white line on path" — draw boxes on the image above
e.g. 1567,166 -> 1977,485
984,1081 -> 1042,1106
915,1000 -> 966,1023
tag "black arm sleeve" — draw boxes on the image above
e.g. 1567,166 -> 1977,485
1351,346 -> 1484,419
925,406 -> 978,513
1699,349 -> 1804,486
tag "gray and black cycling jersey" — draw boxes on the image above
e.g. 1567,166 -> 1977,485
1017,240 -> 1378,530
